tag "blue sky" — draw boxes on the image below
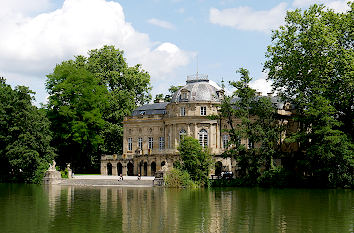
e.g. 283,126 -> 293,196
0,0 -> 350,104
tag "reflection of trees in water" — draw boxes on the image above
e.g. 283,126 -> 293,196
43,185 -> 354,233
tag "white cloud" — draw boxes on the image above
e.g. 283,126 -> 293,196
148,18 -> 175,29
325,1 -> 350,12
209,3 -> 288,32
0,0 -> 52,17
293,0 -> 350,12
249,73 -> 273,96
293,0 -> 325,7
0,0 -> 191,104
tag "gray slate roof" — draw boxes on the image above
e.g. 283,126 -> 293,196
171,80 -> 222,103
132,102 -> 169,116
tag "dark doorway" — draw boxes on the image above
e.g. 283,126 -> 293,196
139,161 -> 143,175
107,162 -> 112,176
143,162 -> 148,176
151,162 -> 156,176
215,161 -> 222,176
117,162 -> 122,176
127,162 -> 134,176
161,161 -> 166,167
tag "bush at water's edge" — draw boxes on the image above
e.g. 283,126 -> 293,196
164,168 -> 199,188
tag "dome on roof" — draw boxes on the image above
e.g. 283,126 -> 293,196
171,79 -> 222,103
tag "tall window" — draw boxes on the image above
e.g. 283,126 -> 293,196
200,106 -> 206,116
223,135 -> 229,149
128,138 -> 132,151
199,129 -> 208,148
179,129 -> 186,141
180,107 -> 186,116
159,137 -> 165,150
148,137 -> 153,149
138,137 -> 143,149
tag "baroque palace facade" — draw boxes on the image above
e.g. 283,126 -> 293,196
100,74 -> 293,176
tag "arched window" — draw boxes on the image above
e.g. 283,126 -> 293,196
199,129 -> 208,148
179,129 -> 186,141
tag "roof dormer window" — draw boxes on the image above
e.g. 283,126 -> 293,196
179,90 -> 189,101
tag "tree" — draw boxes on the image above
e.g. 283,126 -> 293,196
154,94 -> 164,103
217,68 -> 282,182
178,136 -> 212,186
0,78 -> 55,183
46,45 -> 152,172
264,3 -> 353,187
155,85 -> 184,102
168,85 -> 183,95
46,61 -> 108,172
86,46 -> 151,155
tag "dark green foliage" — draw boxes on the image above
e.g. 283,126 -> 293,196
264,3 -> 354,187
154,94 -> 164,102
46,61 -> 108,172
46,45 -> 151,172
178,137 -> 212,186
86,46 -> 151,155
0,78 -> 55,183
218,68 -> 282,183
164,168 -> 197,188
257,167 -> 292,188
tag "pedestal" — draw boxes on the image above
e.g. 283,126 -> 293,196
43,170 -> 62,184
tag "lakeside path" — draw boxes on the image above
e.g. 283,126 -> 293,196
58,175 -> 156,187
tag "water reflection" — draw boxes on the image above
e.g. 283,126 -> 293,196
0,184 -> 352,233
44,186 -> 353,233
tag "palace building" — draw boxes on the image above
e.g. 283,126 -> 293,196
100,74 -> 293,177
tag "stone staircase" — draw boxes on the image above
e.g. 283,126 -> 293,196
59,178 -> 154,187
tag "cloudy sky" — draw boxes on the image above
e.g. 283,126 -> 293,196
0,0 -> 350,105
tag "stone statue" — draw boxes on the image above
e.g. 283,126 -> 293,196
44,160 -> 61,184
48,160 -> 56,171
160,162 -> 169,172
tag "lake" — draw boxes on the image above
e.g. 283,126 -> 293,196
0,184 -> 352,233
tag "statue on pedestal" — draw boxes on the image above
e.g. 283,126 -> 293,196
43,160 -> 61,184
48,160 -> 56,171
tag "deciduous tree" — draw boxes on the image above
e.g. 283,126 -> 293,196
46,45 -> 152,172
178,136 -> 212,185
264,3 -> 353,187
0,78 -> 55,183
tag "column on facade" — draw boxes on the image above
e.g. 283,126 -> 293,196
165,124 -> 169,150
147,162 -> 151,176
122,163 -> 127,176
187,123 -> 191,136
173,124 -> 177,149
194,123 -> 198,140
210,123 -> 215,150
156,158 -> 162,172
101,162 -> 107,175
134,160 -> 139,175
112,162 -> 117,176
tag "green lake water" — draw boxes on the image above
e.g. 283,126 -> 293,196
0,184 -> 352,233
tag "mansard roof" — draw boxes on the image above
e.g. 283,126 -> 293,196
171,79 -> 222,103
131,102 -> 169,116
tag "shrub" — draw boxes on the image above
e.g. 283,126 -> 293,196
164,168 -> 198,188
257,166 -> 290,187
